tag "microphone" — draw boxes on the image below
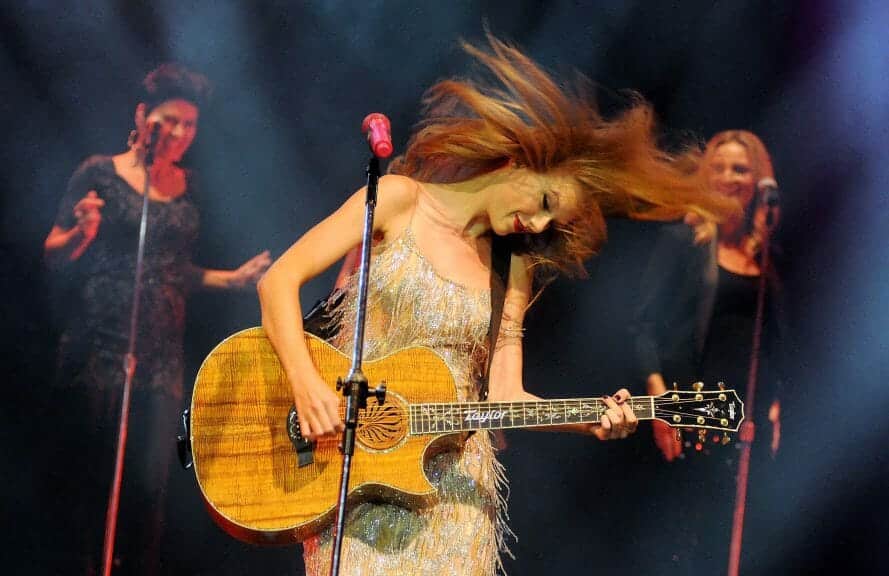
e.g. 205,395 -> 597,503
145,120 -> 163,165
361,113 -> 393,158
757,178 -> 780,207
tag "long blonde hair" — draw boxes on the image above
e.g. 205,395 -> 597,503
390,33 -> 736,276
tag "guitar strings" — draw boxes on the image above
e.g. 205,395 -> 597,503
323,397 -> 736,432
405,398 -> 735,433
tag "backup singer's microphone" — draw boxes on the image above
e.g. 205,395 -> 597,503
757,177 -> 780,207
361,113 -> 393,158
145,120 -> 163,165
146,120 -> 162,144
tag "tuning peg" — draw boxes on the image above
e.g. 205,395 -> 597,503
692,381 -> 704,392
722,434 -> 732,445
672,382 -> 678,391
697,429 -> 707,444
718,382 -> 725,391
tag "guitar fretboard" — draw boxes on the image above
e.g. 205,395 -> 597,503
409,397 -> 655,434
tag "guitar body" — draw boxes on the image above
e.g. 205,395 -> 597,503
189,327 -> 460,545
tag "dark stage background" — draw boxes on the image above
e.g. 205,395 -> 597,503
2,1 -> 887,574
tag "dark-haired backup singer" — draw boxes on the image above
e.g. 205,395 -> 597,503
44,63 -> 270,575
257,34 -> 735,576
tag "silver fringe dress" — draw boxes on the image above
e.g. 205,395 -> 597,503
302,226 -> 511,576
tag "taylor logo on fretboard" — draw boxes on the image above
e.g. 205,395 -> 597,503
189,328 -> 743,545
463,408 -> 506,424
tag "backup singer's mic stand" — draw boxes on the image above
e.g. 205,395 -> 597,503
101,130 -> 158,576
726,201 -> 778,576
329,155 -> 387,576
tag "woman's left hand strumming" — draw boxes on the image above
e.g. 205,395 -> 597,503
592,389 -> 638,440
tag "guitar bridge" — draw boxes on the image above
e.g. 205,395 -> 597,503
287,406 -> 314,467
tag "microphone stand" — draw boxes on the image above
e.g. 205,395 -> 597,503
101,135 -> 157,576
329,155 -> 387,576
726,201 -> 778,576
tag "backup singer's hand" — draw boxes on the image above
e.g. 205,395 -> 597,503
684,212 -> 717,246
231,250 -> 272,288
293,370 -> 344,441
652,419 -> 682,461
73,190 -> 105,240
592,389 -> 638,440
68,190 -> 106,260
769,399 -> 781,457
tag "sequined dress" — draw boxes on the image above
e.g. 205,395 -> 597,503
302,225 -> 510,576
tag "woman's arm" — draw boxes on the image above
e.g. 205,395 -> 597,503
44,225 -> 88,264
200,251 -> 272,290
485,255 -> 636,440
257,175 -> 417,441
629,223 -> 702,458
44,191 -> 106,268
485,252 -> 531,402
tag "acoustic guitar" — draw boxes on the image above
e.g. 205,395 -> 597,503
189,327 -> 743,545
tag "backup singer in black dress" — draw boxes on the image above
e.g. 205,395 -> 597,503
44,64 -> 270,575
630,130 -> 786,574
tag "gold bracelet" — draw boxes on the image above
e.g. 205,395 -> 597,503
498,322 -> 525,339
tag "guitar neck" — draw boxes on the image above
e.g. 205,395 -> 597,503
409,397 -> 655,435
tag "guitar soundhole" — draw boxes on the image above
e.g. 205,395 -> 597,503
357,397 -> 408,451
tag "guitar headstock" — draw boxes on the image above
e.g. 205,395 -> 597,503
654,382 -> 744,434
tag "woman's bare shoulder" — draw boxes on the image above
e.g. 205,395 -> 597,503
375,175 -> 420,233
378,174 -> 419,205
